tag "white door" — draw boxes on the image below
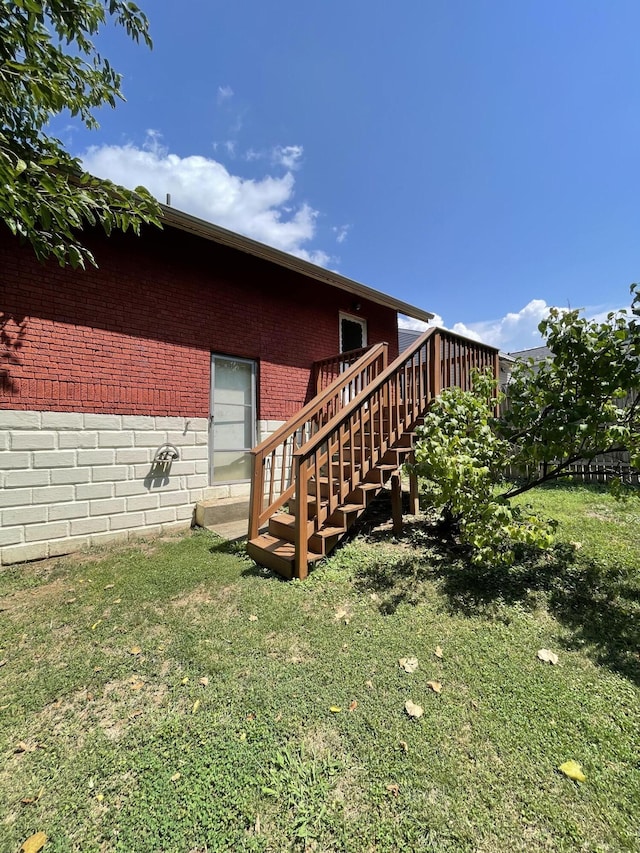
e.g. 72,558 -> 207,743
209,355 -> 256,483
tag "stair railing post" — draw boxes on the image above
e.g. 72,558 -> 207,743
431,331 -> 442,399
493,351 -> 501,413
294,456 -> 309,579
248,450 -> 263,539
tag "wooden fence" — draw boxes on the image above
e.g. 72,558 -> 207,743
505,452 -> 639,486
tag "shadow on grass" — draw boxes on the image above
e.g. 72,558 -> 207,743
208,537 -> 248,557
354,518 -> 640,685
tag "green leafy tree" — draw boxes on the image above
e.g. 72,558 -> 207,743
412,370 -> 555,566
0,0 -> 161,268
500,284 -> 640,497
412,285 -> 640,565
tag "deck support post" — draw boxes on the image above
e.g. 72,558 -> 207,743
294,457 -> 309,580
390,472 -> 403,534
408,474 -> 419,516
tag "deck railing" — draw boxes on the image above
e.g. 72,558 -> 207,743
312,345 -> 375,395
248,342 -> 389,538
290,328 -> 498,576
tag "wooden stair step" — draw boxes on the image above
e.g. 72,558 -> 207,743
287,497 -> 328,519
310,525 -> 347,555
396,431 -> 417,448
247,534 -> 322,579
365,463 -> 398,485
333,502 -> 366,515
268,512 -> 314,542
307,476 -> 338,497
350,481 -> 381,504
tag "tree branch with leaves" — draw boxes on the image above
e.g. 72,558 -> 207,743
0,0 -> 161,268
411,284 -> 640,565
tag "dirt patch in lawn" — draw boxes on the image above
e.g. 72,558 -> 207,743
0,576 -> 68,618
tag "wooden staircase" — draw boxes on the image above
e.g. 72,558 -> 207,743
247,328 -> 498,579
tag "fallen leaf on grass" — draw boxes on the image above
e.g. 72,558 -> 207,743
348,700 -> 358,712
20,832 -> 47,853
93,666 -> 102,673
386,783 -> 399,796
199,676 -> 209,686
329,706 -> 342,713
112,598 -> 122,605
434,645 -> 443,658
129,646 -> 142,656
398,657 -> 419,673
90,620 -> 102,630
170,772 -> 181,782
537,649 -> 559,665
398,740 -> 409,753
64,598 -> 76,605
104,584 -> 115,590
248,614 -> 258,622
192,699 -> 200,714
405,700 -> 423,719
427,680 -> 442,694
95,793 -> 104,802
558,760 -> 586,782
181,677 -> 189,685
365,680 -> 374,689
21,788 -> 44,806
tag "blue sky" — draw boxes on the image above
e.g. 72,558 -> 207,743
58,0 -> 640,351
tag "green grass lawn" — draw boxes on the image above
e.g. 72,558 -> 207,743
1,484 -> 639,852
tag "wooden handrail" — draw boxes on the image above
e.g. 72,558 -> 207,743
248,341 -> 389,538
294,327 -> 499,459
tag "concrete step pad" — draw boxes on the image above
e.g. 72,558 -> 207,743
195,497 -> 250,528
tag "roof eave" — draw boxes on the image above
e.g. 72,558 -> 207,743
160,205 -> 434,323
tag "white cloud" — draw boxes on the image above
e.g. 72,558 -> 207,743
458,299 -> 550,351
272,144 -> 304,170
81,133 -> 332,263
333,224 -> 351,244
400,298 -> 629,353
398,315 -> 430,333
399,302 -> 547,351
217,85 -> 234,104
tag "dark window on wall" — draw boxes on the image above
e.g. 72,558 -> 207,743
340,315 -> 366,352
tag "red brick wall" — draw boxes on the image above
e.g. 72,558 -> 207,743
1,225 -> 399,420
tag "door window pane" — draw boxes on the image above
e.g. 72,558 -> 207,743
213,451 -> 252,482
213,405 -> 253,449
214,359 -> 253,406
